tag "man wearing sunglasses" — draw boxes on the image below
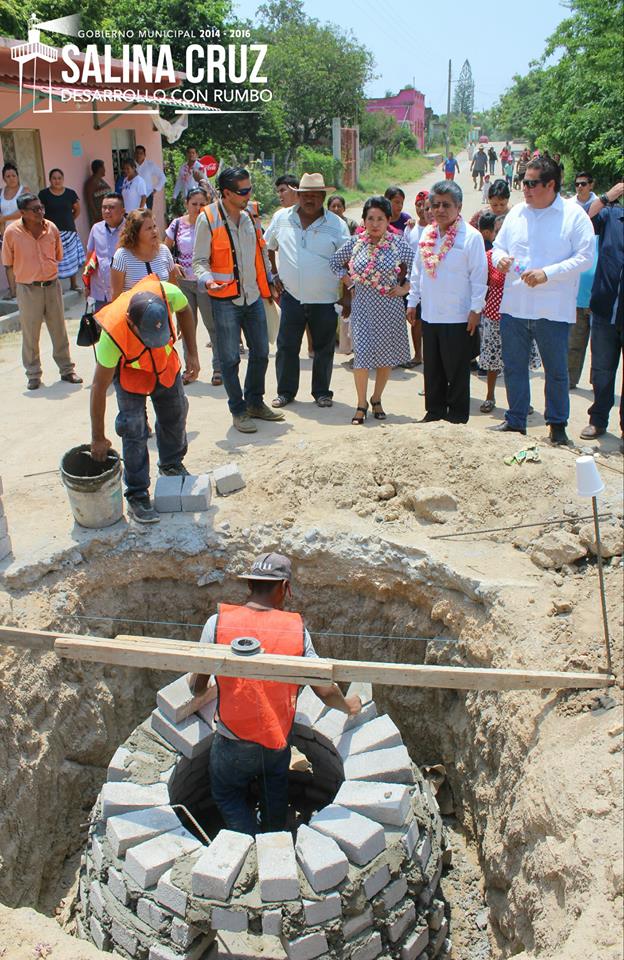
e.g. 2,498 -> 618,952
573,173 -> 597,214
492,157 -> 595,444
193,166 -> 283,433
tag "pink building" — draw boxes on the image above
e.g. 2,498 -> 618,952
365,87 -> 426,150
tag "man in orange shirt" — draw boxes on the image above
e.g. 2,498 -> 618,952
2,192 -> 81,390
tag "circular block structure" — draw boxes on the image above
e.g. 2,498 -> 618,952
78,674 -> 451,959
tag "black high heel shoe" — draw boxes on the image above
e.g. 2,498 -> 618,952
351,404 -> 368,425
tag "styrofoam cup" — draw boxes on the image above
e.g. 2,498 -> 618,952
575,455 -> 605,498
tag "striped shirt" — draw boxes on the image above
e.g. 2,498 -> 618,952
111,244 -> 174,291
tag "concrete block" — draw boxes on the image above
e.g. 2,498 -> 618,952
155,868 -> 188,917
257,831 -> 300,901
149,938 -> 214,960
106,805 -> 181,857
150,707 -> 214,759
402,819 -> 420,859
303,891 -> 342,925
294,685 -> 327,730
0,536 -> 12,561
100,781 -> 170,820
213,462 -> 245,495
428,899 -> 445,932
171,917 -> 202,948
388,900 -> 416,943
137,896 -> 172,933
154,474 -> 183,512
295,824 -> 349,893
335,715 -> 402,761
334,781 -> 411,827
343,906 -> 374,940
343,746 -> 415,785
107,746 -> 141,782
191,829 -> 253,900
111,919 -> 139,956
262,908 -> 282,937
309,804 -> 385,866
157,674 -> 217,724
415,833 -> 432,871
314,700 -> 377,743
107,866 -> 129,906
90,835 -> 105,875
283,931 -> 329,960
123,830 -> 201,889
400,924 -> 429,960
181,474 -> 212,512
211,906 -> 248,932
430,917 -> 449,954
0,516 -> 7,538
89,915 -> 109,952
89,880 -> 105,921
382,877 -> 408,911
350,932 -> 383,960
363,864 -> 390,900
197,698 -> 217,728
346,682 -> 373,705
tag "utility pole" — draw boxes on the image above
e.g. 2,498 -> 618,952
444,59 -> 451,157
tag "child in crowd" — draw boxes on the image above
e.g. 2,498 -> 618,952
503,160 -> 514,188
481,174 -> 491,204
384,186 -> 410,233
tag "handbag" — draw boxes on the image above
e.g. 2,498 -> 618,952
76,306 -> 101,347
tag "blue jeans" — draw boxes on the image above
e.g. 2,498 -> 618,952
114,372 -> 188,499
588,319 -> 624,432
500,315 -> 570,429
210,297 -> 268,415
209,732 -> 291,836
276,290 -> 337,400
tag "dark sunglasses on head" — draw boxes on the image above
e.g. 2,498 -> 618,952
575,180 -> 591,187
522,178 -> 544,189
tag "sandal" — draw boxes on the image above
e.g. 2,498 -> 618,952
272,394 -> 293,408
211,373 -> 223,386
351,404 -> 368,425
370,397 -> 386,420
480,399 -> 496,413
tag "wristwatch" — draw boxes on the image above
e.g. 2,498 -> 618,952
599,193 -> 610,206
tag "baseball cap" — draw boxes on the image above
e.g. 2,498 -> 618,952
238,552 -> 292,581
127,292 -> 170,348
415,190 -> 429,203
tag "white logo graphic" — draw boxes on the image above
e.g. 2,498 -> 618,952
11,13 -> 81,113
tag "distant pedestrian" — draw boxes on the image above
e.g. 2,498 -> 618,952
407,180 -> 487,423
500,144 -> 511,174
134,145 -> 166,212
573,172 -> 597,213
441,152 -> 460,181
488,146 -> 497,175
110,209 -> 178,297
173,146 -> 203,201
327,194 -> 358,235
384,186 -> 410,232
120,159 -> 147,214
515,150 -> 530,189
265,173 -> 350,411
330,196 -> 414,423
470,146 -> 487,190
1,193 -> 82,389
84,160 -> 111,226
84,192 -> 126,311
39,168 -> 84,292
1,162 -> 29,298
492,157 -> 595,444
503,159 -> 514,189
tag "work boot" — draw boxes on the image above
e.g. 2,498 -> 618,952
127,495 -> 160,524
549,424 -> 570,446
27,379 -> 40,390
159,464 -> 190,476
233,412 -> 258,433
247,402 -> 285,421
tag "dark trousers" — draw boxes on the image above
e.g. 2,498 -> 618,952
500,315 -> 570,429
588,320 -> 624,432
276,290 -> 337,400
422,320 -> 474,423
568,307 -> 591,387
209,731 -> 290,836
146,193 -> 154,210
114,372 -> 188,499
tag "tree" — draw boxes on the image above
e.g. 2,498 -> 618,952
453,60 -> 474,121
360,111 -> 417,158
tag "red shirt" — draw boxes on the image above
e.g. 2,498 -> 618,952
483,248 -> 505,321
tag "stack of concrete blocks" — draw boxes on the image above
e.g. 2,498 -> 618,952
0,477 -> 12,562
153,464 -> 244,514
78,674 -> 451,959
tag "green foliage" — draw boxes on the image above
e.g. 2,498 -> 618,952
360,111 -> 418,159
493,0 -> 624,184
294,146 -> 342,186
453,60 -> 474,121
247,161 -> 280,215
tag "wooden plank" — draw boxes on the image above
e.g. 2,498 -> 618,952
51,633 -> 612,692
0,626 -> 67,651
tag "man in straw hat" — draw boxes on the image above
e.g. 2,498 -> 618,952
265,172 -> 351,410
189,551 -> 362,835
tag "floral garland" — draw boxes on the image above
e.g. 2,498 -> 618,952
348,232 -> 402,295
419,215 -> 462,278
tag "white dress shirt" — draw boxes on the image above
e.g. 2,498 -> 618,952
136,159 -> 166,196
492,194 -> 595,323
407,218 -> 488,323
264,205 -> 350,303
173,160 -> 203,200
121,174 -> 147,213
404,222 -> 425,253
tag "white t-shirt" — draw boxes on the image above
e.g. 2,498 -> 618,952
121,174 -> 148,213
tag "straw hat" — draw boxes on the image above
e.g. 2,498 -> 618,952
297,172 -> 334,192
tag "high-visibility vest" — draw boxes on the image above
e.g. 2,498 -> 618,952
246,199 -> 261,227
96,274 -> 180,395
214,602 -> 305,750
202,201 -> 271,301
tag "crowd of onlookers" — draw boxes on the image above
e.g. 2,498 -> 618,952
0,143 -> 621,523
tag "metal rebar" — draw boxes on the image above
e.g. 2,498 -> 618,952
592,496 -> 613,675
430,513 -> 612,540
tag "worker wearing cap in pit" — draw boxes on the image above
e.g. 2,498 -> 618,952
90,274 -> 200,525
189,552 -> 362,836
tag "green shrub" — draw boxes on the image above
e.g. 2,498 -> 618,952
295,146 -> 343,186
248,162 -> 280,216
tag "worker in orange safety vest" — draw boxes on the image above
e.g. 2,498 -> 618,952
189,552 -> 362,835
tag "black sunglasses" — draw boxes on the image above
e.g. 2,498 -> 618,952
575,180 -> 592,187
522,178 -> 544,189
230,186 -> 252,196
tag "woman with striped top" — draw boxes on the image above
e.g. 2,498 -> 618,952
110,209 -> 180,299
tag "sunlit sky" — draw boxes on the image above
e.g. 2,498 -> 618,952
232,0 -> 569,113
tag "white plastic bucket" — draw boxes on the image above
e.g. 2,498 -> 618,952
60,444 -> 123,528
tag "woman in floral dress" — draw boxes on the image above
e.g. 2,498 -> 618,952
330,196 -> 413,424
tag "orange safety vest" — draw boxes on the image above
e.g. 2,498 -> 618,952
96,275 -> 180,395
214,602 -> 305,750
202,201 -> 271,301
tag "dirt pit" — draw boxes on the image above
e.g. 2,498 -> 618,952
0,426 -> 623,959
